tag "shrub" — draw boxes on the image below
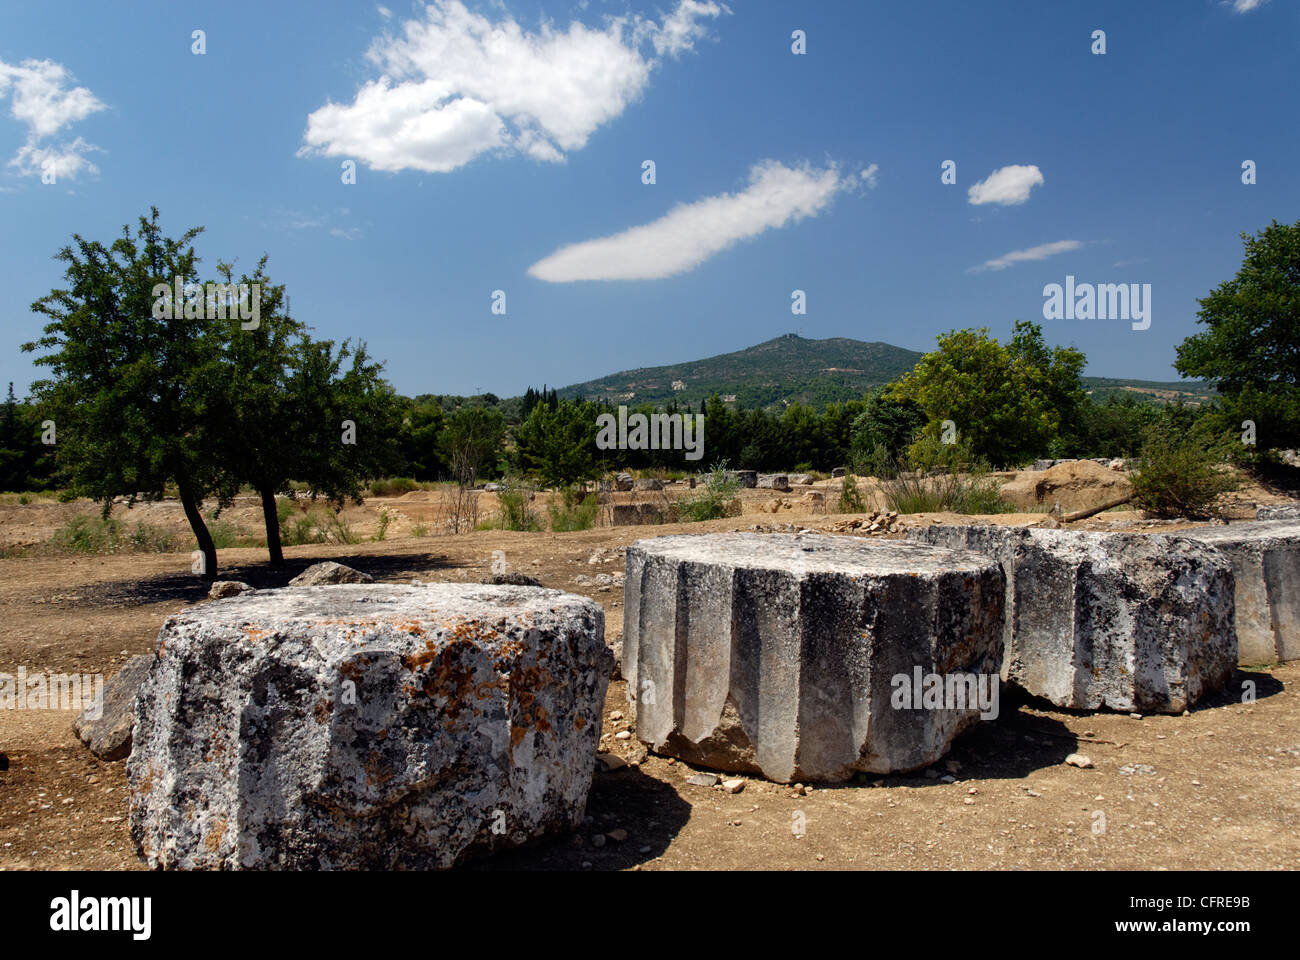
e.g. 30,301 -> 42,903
368,477 -> 419,498
496,477 -> 542,531
838,472 -> 867,512
548,485 -> 600,532
675,462 -> 742,522
372,508 -> 392,541
1131,429 -> 1240,519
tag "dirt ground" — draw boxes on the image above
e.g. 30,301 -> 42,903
2,472 -> 1299,871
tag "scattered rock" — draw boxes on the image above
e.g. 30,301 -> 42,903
287,561 -> 373,586
1118,763 -> 1157,776
482,572 -> 544,587
1065,753 -> 1093,769
591,834 -> 606,848
607,828 -> 628,843
598,754 -> 628,772
207,581 -> 253,600
722,778 -> 746,794
73,655 -> 153,762
686,773 -> 719,787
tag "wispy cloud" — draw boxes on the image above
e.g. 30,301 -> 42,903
1229,0 -> 1268,12
968,164 -> 1043,206
969,239 -> 1081,273
860,163 -> 879,188
529,159 -> 846,282
0,58 -> 106,179
300,0 -> 728,174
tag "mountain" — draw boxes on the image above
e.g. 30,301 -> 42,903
554,334 -> 1214,409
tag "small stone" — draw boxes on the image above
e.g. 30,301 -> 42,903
614,731 -> 632,740
609,711 -> 624,721
638,845 -> 651,854
606,829 -> 628,843
686,773 -> 719,787
963,797 -> 975,805
207,581 -> 253,600
1182,710 -> 1191,717
940,775 -> 956,784
591,834 -> 606,848
925,769 -> 940,779
288,561 -> 373,586
1083,731 -> 1096,738
793,783 -> 806,796
598,754 -> 627,772
1129,713 -> 1143,720
1026,789 -> 1042,798
722,779 -> 746,794
1065,753 -> 1093,769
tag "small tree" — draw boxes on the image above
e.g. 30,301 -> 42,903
513,398 -> 602,487
1176,218 -> 1300,450
23,208 -> 228,578
1131,428 -> 1240,519
441,406 -> 505,532
888,321 -> 1086,468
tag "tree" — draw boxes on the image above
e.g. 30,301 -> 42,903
887,321 -> 1086,467
441,406 -> 506,486
23,208 -> 228,578
512,398 -> 601,487
206,257 -> 403,564
849,389 -> 926,468
1176,218 -> 1300,449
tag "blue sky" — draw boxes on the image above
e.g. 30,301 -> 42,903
1,0 -> 1296,399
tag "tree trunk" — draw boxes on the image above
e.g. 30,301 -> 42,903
260,485 -> 284,566
177,479 -> 217,581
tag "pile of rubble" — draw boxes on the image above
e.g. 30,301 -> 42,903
826,510 -> 903,535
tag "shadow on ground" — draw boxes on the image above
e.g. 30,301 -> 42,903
70,551 -> 462,609
469,765 -> 691,871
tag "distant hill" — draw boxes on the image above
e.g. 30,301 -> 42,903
554,334 -> 1214,409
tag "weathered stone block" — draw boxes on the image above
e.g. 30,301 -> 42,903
73,656 -> 152,761
1174,520 -> 1300,664
907,525 -> 1235,712
623,533 -> 1004,782
129,584 -> 611,870
757,474 -> 791,491
1258,504 -> 1300,521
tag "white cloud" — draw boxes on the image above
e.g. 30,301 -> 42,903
0,57 -> 106,179
967,164 -> 1044,206
969,239 -> 1081,273
377,4 -> 392,18
1230,0 -> 1268,12
860,163 -> 879,188
528,160 -> 846,282
300,0 -> 727,174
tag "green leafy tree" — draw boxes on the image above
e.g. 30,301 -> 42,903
887,321 -> 1086,467
23,208 -> 229,578
849,388 -> 926,468
1176,218 -> 1300,450
512,398 -> 602,487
